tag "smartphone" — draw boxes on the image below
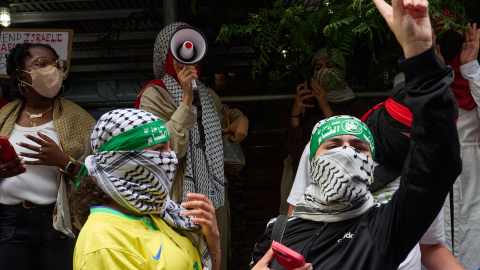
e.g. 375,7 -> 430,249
302,73 -> 315,105
271,241 -> 306,270
0,136 -> 19,163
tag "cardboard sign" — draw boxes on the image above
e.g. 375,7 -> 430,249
0,28 -> 74,79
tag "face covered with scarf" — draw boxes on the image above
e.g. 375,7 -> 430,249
311,47 -> 356,104
84,109 -> 183,216
82,108 -> 213,270
293,116 -> 375,222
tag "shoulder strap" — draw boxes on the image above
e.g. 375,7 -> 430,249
224,110 -> 231,133
449,190 -> 455,255
270,215 -> 289,246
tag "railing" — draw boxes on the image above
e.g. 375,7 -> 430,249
76,92 -> 389,110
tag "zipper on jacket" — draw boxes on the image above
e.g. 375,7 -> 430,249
301,224 -> 326,256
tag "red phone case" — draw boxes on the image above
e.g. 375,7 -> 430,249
0,136 -> 19,162
271,241 -> 306,270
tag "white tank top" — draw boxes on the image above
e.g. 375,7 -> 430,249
0,121 -> 60,205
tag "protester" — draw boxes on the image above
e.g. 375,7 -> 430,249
0,43 -> 96,269
73,108 -> 220,270
135,22 -> 249,270
280,47 -> 368,214
250,0 -> 461,268
434,13 -> 480,268
287,73 -> 463,269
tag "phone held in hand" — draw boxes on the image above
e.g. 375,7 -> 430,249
271,241 -> 306,270
0,136 -> 19,163
302,73 -> 315,105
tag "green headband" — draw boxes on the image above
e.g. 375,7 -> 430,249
99,120 -> 170,152
76,120 -> 170,189
309,117 -> 375,161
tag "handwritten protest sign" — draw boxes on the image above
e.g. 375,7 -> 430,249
0,29 -> 73,79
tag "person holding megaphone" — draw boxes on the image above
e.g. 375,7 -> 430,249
135,22 -> 249,270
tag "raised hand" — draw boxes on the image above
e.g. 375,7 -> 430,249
177,64 -> 198,93
174,60 -> 197,108
292,83 -> 314,116
311,78 -> 333,118
373,0 -> 432,58
181,192 -> 220,268
460,23 -> 480,65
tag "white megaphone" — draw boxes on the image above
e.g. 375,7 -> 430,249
168,26 -> 208,91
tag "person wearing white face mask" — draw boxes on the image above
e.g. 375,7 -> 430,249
0,43 -> 96,269
72,109 -> 220,270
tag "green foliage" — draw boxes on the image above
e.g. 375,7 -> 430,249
216,0 -> 470,94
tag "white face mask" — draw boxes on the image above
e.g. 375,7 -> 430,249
21,65 -> 64,98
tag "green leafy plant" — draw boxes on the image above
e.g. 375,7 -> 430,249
216,0 -> 469,94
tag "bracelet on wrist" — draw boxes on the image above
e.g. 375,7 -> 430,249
291,114 -> 301,118
210,248 -> 221,263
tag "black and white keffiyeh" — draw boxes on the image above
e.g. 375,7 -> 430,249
313,67 -> 355,103
293,146 -> 375,222
153,22 -> 225,208
84,109 -> 212,269
311,47 -> 346,79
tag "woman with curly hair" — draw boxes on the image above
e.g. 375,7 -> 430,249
73,108 -> 220,270
0,43 -> 96,269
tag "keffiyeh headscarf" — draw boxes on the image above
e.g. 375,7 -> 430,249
83,109 -> 212,269
153,22 -> 225,208
313,68 -> 355,103
293,116 -> 375,222
311,47 -> 346,79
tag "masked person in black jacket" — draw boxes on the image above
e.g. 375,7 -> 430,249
250,0 -> 462,269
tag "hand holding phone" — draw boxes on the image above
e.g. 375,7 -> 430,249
272,241 -> 306,270
0,136 -> 19,163
302,73 -> 315,105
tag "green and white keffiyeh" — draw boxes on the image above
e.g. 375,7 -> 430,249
83,108 -> 212,270
293,115 -> 375,222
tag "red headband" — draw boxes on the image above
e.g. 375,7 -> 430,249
360,102 -> 385,123
360,98 -> 412,127
384,98 -> 413,127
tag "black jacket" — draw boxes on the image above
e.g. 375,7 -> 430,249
250,46 -> 461,270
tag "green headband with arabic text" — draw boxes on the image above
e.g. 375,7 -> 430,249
76,120 -> 170,188
309,117 -> 375,161
98,119 -> 170,152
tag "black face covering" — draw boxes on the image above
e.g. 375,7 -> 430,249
436,29 -> 466,61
